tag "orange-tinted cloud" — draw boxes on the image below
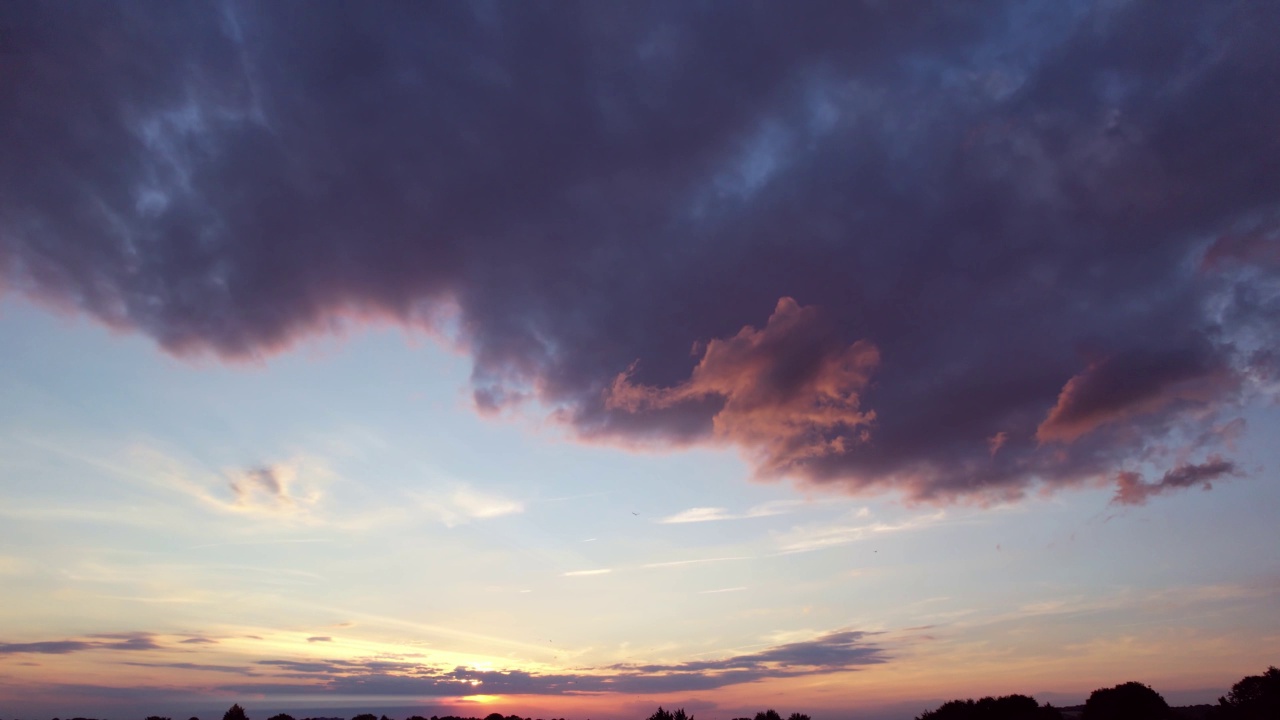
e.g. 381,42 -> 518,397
606,298 -> 879,477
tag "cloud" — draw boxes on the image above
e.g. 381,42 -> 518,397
207,459 -> 331,519
157,454 -> 330,520
123,661 -> 254,674
1036,344 -> 1234,444
0,632 -> 161,655
658,500 -> 801,524
222,629 -> 885,697
605,298 -> 880,476
2,2 -> 1278,504
228,464 -> 308,510
641,557 -> 752,569
416,486 -> 525,527
1112,458 -> 1243,506
561,569 -> 612,577
307,636 -> 333,643
775,510 -> 948,554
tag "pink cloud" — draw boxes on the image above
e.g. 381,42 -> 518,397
606,298 -> 879,477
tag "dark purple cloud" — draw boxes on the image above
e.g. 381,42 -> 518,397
2,1 -> 1278,503
1113,457 -> 1243,506
0,632 -> 162,654
223,630 -> 885,697
123,661 -> 256,675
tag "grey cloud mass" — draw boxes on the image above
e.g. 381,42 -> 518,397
3,1 -> 1279,503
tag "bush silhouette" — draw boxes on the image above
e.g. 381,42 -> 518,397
1082,681 -> 1172,720
222,705 -> 249,720
916,694 -> 1060,720
266,715 -> 295,720
352,714 -> 378,720
754,711 -> 781,720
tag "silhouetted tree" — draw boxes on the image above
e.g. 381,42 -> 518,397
787,713 -> 811,720
1217,666 -> 1280,719
146,716 -> 173,720
223,705 -> 249,720
266,714 -> 295,720
352,714 -> 377,720
1083,682 -> 1172,720
647,708 -> 694,720
916,694 -> 1061,720
754,710 -> 781,720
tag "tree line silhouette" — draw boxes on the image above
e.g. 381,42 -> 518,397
913,667 -> 1279,720
22,666 -> 1278,720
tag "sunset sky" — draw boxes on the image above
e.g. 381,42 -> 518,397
1,2 -> 1278,719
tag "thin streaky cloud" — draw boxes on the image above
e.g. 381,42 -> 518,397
774,511 -> 949,554
642,556 -> 754,569
188,538 -> 335,550
562,569 -> 612,577
698,587 -> 748,594
658,500 -> 805,524
413,485 -> 525,527
295,603 -> 559,655
528,491 -> 609,504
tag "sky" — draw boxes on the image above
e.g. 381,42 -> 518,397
1,1 -> 1278,719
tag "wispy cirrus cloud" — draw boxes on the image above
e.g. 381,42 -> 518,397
641,557 -> 753,569
775,510 -> 947,554
658,500 -> 806,524
226,463 -> 322,515
126,445 -> 334,522
414,486 -> 524,528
